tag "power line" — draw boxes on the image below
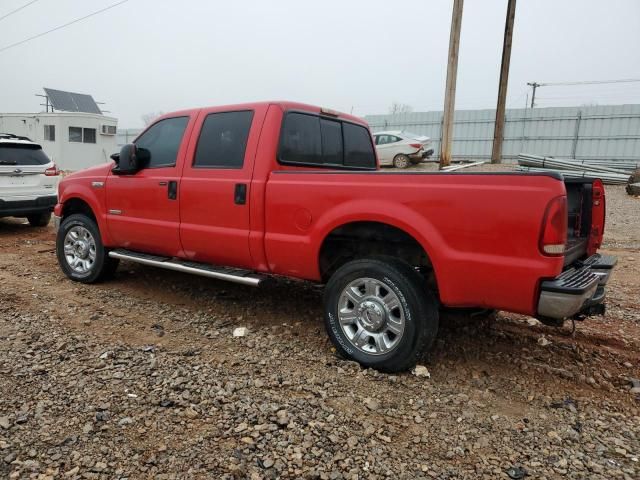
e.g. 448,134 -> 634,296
0,0 -> 130,54
527,78 -> 640,108
539,79 -> 640,87
0,0 -> 40,22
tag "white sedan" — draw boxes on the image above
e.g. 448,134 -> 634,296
373,130 -> 434,168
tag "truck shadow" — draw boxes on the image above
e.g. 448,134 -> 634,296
109,262 -> 610,380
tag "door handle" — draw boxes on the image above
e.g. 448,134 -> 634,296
158,181 -> 168,186
167,180 -> 177,200
234,183 -> 247,205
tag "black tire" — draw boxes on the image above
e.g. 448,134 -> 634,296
393,154 -> 410,169
324,257 -> 439,372
27,212 -> 51,227
56,214 -> 119,283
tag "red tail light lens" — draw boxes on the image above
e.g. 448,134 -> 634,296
45,164 -> 59,176
540,196 -> 567,256
409,143 -> 423,149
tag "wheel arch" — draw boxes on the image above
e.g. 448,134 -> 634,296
58,189 -> 112,245
317,219 -> 440,297
61,197 -> 97,223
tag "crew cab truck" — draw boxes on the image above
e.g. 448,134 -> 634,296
54,101 -> 616,372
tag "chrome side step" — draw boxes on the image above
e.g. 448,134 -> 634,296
108,249 -> 266,287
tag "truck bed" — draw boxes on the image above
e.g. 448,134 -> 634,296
264,170 -> 589,316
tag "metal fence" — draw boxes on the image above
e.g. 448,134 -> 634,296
365,104 -> 640,163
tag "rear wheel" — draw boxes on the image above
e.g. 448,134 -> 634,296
393,154 -> 410,169
324,257 -> 439,372
56,214 -> 119,283
27,212 -> 51,227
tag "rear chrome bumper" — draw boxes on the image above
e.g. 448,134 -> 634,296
537,253 -> 617,320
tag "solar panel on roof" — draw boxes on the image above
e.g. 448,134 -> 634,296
43,88 -> 102,114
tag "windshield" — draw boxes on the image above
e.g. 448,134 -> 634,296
0,144 -> 50,165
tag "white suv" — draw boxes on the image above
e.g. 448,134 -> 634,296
0,134 -> 60,226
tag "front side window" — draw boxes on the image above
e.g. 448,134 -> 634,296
279,112 -> 375,169
193,111 -> 254,168
69,126 -> 82,143
135,117 -> 189,168
44,125 -> 55,142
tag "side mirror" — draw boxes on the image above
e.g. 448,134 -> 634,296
111,144 -> 149,175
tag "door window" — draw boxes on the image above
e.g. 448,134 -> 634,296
135,117 -> 189,168
193,111 -> 254,168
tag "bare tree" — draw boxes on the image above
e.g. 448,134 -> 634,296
388,102 -> 413,115
141,111 -> 164,126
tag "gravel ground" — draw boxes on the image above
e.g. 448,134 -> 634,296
0,169 -> 639,479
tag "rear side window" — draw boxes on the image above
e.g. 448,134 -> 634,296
194,111 -> 254,168
0,144 -> 50,165
135,116 -> 189,168
279,112 -> 375,169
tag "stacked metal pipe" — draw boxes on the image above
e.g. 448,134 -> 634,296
516,154 -> 632,185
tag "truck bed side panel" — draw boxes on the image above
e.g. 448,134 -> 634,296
264,172 -> 566,316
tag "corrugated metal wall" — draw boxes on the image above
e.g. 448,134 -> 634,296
365,104 -> 640,162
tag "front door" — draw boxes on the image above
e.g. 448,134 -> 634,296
179,106 -> 266,269
105,115 -> 194,257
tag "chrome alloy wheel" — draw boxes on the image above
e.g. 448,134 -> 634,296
63,226 -> 97,274
337,277 -> 406,355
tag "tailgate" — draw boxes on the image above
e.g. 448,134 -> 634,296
563,178 -> 605,265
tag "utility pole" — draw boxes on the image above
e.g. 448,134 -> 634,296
527,82 -> 540,108
491,0 -> 516,164
439,0 -> 464,169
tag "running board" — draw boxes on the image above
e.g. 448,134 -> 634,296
108,249 -> 266,287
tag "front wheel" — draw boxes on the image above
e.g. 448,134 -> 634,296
324,257 -> 439,372
56,214 -> 119,283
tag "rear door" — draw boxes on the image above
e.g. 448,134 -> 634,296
105,115 -> 194,256
179,105 -> 267,269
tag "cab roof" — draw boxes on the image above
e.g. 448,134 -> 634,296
155,101 -> 368,127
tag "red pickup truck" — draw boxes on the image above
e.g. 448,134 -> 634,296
54,101 -> 616,372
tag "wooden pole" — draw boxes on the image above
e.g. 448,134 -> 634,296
491,0 -> 517,164
439,0 -> 464,169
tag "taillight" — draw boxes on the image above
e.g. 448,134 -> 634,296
588,179 -> 605,255
409,143 -> 423,149
540,196 -> 567,256
45,164 -> 59,176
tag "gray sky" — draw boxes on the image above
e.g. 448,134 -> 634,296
1,0 -> 639,127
